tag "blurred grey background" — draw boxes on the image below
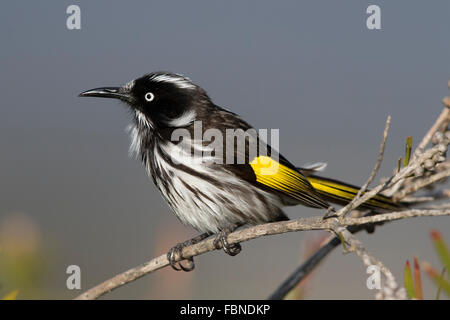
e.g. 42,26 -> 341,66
0,1 -> 449,299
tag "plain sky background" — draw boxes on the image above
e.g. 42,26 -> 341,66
0,1 -> 449,299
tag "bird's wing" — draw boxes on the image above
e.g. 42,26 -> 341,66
210,108 -> 330,209
246,155 -> 330,209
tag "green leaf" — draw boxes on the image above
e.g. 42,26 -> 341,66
397,157 -> 402,173
413,257 -> 423,299
431,230 -> 450,272
337,232 -> 347,251
2,290 -> 18,300
436,267 -> 446,300
404,260 -> 415,299
424,262 -> 450,297
404,136 -> 413,167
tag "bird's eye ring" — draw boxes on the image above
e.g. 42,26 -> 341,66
145,92 -> 155,102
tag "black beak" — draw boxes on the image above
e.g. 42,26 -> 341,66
79,87 -> 131,101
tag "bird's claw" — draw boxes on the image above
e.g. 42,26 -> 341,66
167,232 -> 212,272
214,230 -> 242,256
167,244 -> 195,272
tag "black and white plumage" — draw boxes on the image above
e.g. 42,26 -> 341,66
80,72 -> 401,271
127,74 -> 285,233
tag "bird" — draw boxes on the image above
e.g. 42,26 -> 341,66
79,71 -> 401,271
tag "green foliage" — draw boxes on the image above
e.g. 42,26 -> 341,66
431,230 -> 450,272
403,257 -> 423,299
425,230 -> 450,298
0,247 -> 18,300
404,230 -> 450,299
404,136 -> 413,167
404,260 -> 415,298
2,290 -> 18,300
397,136 -> 413,172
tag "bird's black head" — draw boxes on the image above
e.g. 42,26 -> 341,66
79,72 -> 210,128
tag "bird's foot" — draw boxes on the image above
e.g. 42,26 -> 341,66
213,229 -> 241,256
167,232 -> 211,272
168,243 -> 195,271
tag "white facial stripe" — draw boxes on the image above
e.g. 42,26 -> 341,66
127,124 -> 141,157
149,73 -> 196,90
135,110 -> 153,128
166,109 -> 197,127
123,80 -> 135,91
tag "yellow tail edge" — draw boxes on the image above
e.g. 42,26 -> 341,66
307,175 -> 402,211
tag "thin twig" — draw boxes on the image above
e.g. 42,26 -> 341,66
336,116 -> 391,217
336,139 -> 448,219
334,226 -> 407,299
416,106 -> 449,153
386,103 -> 449,195
393,168 -> 450,201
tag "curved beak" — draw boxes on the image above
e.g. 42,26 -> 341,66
79,87 -> 131,102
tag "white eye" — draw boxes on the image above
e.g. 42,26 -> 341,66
144,92 -> 155,102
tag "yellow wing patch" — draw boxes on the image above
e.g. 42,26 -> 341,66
250,156 -> 327,207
